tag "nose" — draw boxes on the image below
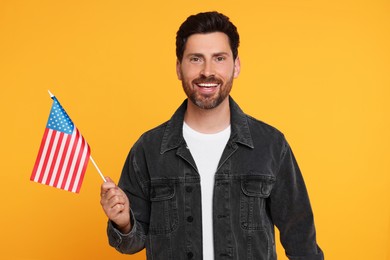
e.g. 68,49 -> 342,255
200,60 -> 215,78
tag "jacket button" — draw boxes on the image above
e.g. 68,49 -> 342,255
187,216 -> 194,222
186,186 -> 193,192
187,252 -> 194,259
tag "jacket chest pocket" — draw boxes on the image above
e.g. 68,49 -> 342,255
149,181 -> 179,235
240,175 -> 275,230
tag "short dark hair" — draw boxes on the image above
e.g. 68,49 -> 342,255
176,11 -> 240,61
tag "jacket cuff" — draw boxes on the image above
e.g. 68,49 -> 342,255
107,209 -> 137,247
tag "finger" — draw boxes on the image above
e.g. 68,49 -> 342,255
103,202 -> 124,219
101,181 -> 116,196
101,188 -> 126,206
107,193 -> 127,208
104,197 -> 127,217
102,186 -> 122,200
101,195 -> 123,213
105,176 -> 114,183
111,203 -> 126,213
106,207 -> 127,222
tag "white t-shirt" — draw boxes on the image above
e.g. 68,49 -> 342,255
183,122 -> 231,259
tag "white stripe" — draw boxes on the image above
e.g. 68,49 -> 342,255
41,131 -> 61,184
48,134 -> 68,187
34,129 -> 54,182
71,140 -> 89,192
64,132 -> 83,191
56,130 -> 77,189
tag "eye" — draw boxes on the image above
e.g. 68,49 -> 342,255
215,56 -> 226,62
190,56 -> 203,63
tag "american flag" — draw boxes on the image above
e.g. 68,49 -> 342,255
31,94 -> 90,193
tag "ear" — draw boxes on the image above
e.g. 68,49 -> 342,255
233,56 -> 241,78
176,59 -> 182,80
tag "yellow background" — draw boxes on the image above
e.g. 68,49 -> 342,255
1,0 -> 389,259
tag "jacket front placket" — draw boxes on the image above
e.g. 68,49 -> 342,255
177,143 -> 203,260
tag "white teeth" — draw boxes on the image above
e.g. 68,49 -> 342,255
198,83 -> 219,87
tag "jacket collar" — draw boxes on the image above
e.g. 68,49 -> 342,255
160,96 -> 254,154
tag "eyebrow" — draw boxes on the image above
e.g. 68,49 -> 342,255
185,52 -> 231,58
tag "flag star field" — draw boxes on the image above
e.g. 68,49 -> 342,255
47,99 -> 74,134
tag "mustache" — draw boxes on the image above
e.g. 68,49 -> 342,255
192,76 -> 222,84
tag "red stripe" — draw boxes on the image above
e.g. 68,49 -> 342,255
61,130 -> 80,190
31,128 -> 50,181
37,130 -> 56,183
68,130 -> 84,191
53,133 -> 71,188
68,129 -> 89,192
75,143 -> 90,193
46,132 -> 64,185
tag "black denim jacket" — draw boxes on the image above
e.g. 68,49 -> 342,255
107,97 -> 324,260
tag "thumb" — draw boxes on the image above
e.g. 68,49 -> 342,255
104,176 -> 115,184
101,176 -> 116,194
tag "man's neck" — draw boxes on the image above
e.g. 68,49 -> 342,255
184,98 -> 230,134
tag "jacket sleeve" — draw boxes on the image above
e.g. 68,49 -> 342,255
269,139 -> 324,260
107,141 -> 150,254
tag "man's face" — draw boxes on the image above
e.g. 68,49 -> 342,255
176,32 -> 240,109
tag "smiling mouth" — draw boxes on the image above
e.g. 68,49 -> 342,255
196,83 -> 220,88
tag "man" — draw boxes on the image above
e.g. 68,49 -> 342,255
100,11 -> 324,260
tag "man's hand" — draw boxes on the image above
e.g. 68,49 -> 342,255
100,177 -> 131,234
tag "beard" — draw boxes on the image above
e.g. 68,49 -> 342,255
181,74 -> 234,110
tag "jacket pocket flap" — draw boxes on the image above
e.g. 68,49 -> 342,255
150,183 -> 175,201
241,175 -> 275,197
